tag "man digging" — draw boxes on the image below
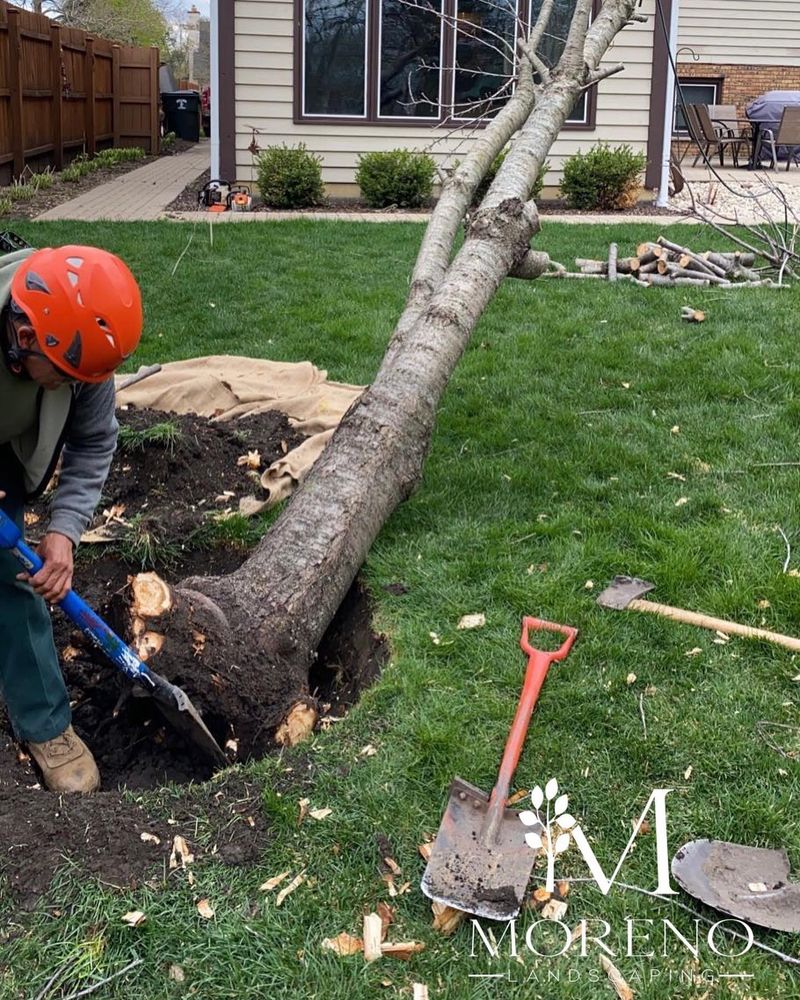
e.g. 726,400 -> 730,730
0,244 -> 142,793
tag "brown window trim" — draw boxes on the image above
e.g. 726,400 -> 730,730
293,0 -> 597,131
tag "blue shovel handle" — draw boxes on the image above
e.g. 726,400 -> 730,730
0,508 -> 155,691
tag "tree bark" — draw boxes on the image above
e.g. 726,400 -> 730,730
141,0 -> 642,757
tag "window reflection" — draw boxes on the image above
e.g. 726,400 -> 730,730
380,0 -> 443,117
304,0 -> 368,115
453,0 -> 517,119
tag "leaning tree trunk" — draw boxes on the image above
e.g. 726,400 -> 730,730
135,0 -> 641,758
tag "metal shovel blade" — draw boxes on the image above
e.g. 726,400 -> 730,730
421,777 -> 538,921
672,839 -> 800,933
147,668 -> 228,766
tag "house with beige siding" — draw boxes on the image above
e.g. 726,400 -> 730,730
208,0 -> 800,200
676,0 -> 800,124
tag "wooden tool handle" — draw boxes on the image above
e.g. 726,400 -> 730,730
629,599 -> 800,652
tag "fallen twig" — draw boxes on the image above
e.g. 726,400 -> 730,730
777,525 -> 792,573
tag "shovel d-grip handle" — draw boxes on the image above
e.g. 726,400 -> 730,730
0,508 -> 156,691
483,617 -> 578,845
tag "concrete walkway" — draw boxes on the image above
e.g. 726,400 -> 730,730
36,143 -> 209,221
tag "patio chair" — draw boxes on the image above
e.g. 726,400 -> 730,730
689,104 -> 751,167
760,106 -> 800,169
709,104 -> 752,141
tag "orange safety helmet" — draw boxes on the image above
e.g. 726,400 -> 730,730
10,245 -> 143,383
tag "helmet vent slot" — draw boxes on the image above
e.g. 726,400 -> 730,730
66,257 -> 84,269
67,271 -> 79,287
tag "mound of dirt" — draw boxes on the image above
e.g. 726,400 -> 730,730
31,407 -> 305,549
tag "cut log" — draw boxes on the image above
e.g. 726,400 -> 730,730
670,266 -> 730,285
637,249 -> 659,266
636,241 -> 660,257
638,259 -> 660,274
656,258 -> 671,275
575,258 -> 607,274
363,913 -> 384,963
130,572 -> 173,619
681,306 -> 706,323
607,242 -> 618,282
380,942 -> 426,959
678,253 -> 715,276
645,274 -> 710,287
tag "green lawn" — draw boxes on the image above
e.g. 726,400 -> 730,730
3,219 -> 800,998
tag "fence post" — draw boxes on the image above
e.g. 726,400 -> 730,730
84,36 -> 96,156
50,21 -> 64,169
7,6 -> 24,178
112,43 -> 120,147
149,46 -> 159,155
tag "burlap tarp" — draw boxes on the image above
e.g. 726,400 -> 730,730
115,354 -> 365,513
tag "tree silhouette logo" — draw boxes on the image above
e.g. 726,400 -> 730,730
519,778 -> 577,893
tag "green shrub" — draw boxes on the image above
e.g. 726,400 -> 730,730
356,149 -> 435,208
255,144 -> 325,209
7,180 -> 37,201
472,152 -> 550,205
559,143 -> 645,211
0,196 -> 12,216
160,131 -> 177,154
29,170 -> 55,190
93,146 -> 145,167
60,164 -> 84,182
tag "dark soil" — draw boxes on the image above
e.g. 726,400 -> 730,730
31,406 -> 305,550
164,168 -> 675,217
0,405 -> 387,908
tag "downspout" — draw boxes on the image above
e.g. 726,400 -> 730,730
210,0 -> 220,179
656,0 -> 679,208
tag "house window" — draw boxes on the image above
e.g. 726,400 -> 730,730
453,0 -> 517,119
530,0 -> 588,124
379,0 -> 443,118
296,0 -> 596,127
303,0 -> 369,116
674,79 -> 720,133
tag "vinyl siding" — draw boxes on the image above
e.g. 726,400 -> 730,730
233,0 -> 656,189
678,0 -> 800,67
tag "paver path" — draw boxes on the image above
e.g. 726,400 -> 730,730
35,143 -> 209,221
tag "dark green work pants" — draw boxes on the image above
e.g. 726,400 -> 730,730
0,446 -> 71,742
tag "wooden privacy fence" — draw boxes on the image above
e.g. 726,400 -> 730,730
0,0 -> 159,182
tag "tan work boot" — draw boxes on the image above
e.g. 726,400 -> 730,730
27,725 -> 101,793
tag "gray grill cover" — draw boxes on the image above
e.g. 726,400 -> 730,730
746,90 -> 800,163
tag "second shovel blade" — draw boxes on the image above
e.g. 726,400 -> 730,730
421,777 -> 538,922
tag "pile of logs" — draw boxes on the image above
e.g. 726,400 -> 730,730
553,236 -> 785,288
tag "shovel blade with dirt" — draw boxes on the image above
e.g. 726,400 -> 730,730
0,508 -> 227,766
421,617 -> 577,921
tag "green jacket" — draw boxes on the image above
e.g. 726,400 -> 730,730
0,249 -> 118,545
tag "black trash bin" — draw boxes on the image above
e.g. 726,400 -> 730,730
162,91 -> 200,143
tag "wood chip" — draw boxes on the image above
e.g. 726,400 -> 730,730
196,899 -> 215,920
168,965 -> 185,982
626,672 -> 637,685
383,856 -> 402,876
309,807 -> 332,821
412,985 -> 429,1000
61,646 -> 80,663
140,832 -> 161,845
381,941 -> 425,960
600,955 -> 634,1000
237,449 -> 261,469
531,886 -> 551,909
748,882 -> 768,893
298,798 -> 310,823
506,789 -> 528,806
275,702 -> 318,747
169,835 -> 194,870
457,613 -> 486,630
417,841 -> 434,862
541,898 -> 568,921
684,765 -> 693,781
363,912 -> 384,962
259,870 -> 291,892
360,744 -> 378,757
432,901 -> 465,936
121,910 -> 146,927
275,871 -> 306,906
377,902 -> 396,939
322,932 -> 364,956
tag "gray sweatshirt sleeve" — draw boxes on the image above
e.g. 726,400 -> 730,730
47,379 -> 118,546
